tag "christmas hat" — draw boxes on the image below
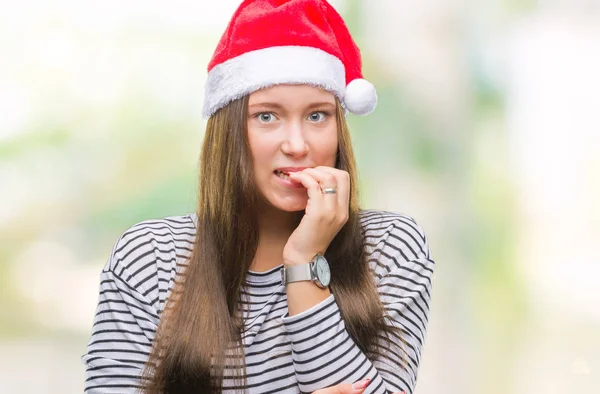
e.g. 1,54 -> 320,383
202,0 -> 377,118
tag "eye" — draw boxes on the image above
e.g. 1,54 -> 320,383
256,112 -> 276,123
307,111 -> 328,122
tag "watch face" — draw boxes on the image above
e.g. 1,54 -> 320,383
314,255 -> 331,287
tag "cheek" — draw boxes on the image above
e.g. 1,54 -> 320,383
248,131 -> 267,162
247,132 -> 275,179
316,128 -> 339,166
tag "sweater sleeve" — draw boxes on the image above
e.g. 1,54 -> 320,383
82,233 -> 160,393
281,215 -> 435,394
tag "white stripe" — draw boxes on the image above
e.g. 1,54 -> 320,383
203,46 -> 346,118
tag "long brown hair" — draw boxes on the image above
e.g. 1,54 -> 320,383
142,95 -> 399,393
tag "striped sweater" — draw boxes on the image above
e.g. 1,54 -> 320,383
82,209 -> 435,393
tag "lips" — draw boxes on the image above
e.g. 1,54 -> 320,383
273,167 -> 310,176
273,167 -> 309,188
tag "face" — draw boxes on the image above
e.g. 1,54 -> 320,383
247,84 -> 338,212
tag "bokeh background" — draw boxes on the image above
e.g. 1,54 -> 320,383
1,0 -> 599,393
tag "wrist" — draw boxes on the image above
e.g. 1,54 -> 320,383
283,253 -> 331,289
282,250 -> 318,266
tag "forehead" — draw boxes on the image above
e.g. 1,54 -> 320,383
248,84 -> 336,107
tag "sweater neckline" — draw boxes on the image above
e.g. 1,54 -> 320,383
246,264 -> 284,284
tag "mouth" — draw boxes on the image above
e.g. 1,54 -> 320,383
274,170 -> 292,180
273,167 -> 309,181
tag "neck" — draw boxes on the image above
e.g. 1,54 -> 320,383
250,204 -> 303,272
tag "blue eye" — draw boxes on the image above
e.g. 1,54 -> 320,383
257,112 -> 275,123
308,112 -> 327,122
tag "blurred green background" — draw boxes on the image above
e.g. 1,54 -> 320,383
1,0 -> 599,393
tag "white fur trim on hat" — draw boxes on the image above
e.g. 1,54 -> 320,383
203,46 -> 346,118
344,78 -> 378,116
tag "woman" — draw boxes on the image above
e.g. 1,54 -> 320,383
82,1 -> 435,393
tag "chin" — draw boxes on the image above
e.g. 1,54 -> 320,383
277,204 -> 306,212
263,194 -> 307,213
273,199 -> 307,212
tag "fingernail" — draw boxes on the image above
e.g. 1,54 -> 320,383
352,378 -> 370,390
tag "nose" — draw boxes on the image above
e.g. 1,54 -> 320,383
280,120 -> 309,157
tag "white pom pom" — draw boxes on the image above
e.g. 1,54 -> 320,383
344,78 -> 378,116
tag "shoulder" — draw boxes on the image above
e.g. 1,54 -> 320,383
359,209 -> 429,257
103,212 -> 197,305
359,209 -> 434,280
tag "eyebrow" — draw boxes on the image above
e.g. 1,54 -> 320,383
247,101 -> 336,111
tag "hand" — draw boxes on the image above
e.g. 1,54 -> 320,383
310,378 -> 406,394
311,378 -> 369,394
283,166 -> 350,266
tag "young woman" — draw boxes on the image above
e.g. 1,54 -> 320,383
82,1 -> 435,393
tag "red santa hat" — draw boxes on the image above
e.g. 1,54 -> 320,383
202,0 -> 378,118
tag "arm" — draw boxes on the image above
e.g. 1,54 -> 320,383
82,236 -> 159,393
371,256 -> 433,392
282,217 -> 434,394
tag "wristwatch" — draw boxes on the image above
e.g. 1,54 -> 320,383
282,253 -> 331,289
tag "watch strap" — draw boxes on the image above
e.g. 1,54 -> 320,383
283,263 -> 313,285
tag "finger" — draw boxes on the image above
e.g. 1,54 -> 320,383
311,380 -> 369,393
287,171 -> 323,203
300,167 -> 338,214
331,383 -> 356,393
314,166 -> 350,215
303,167 -> 338,188
301,167 -> 338,192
